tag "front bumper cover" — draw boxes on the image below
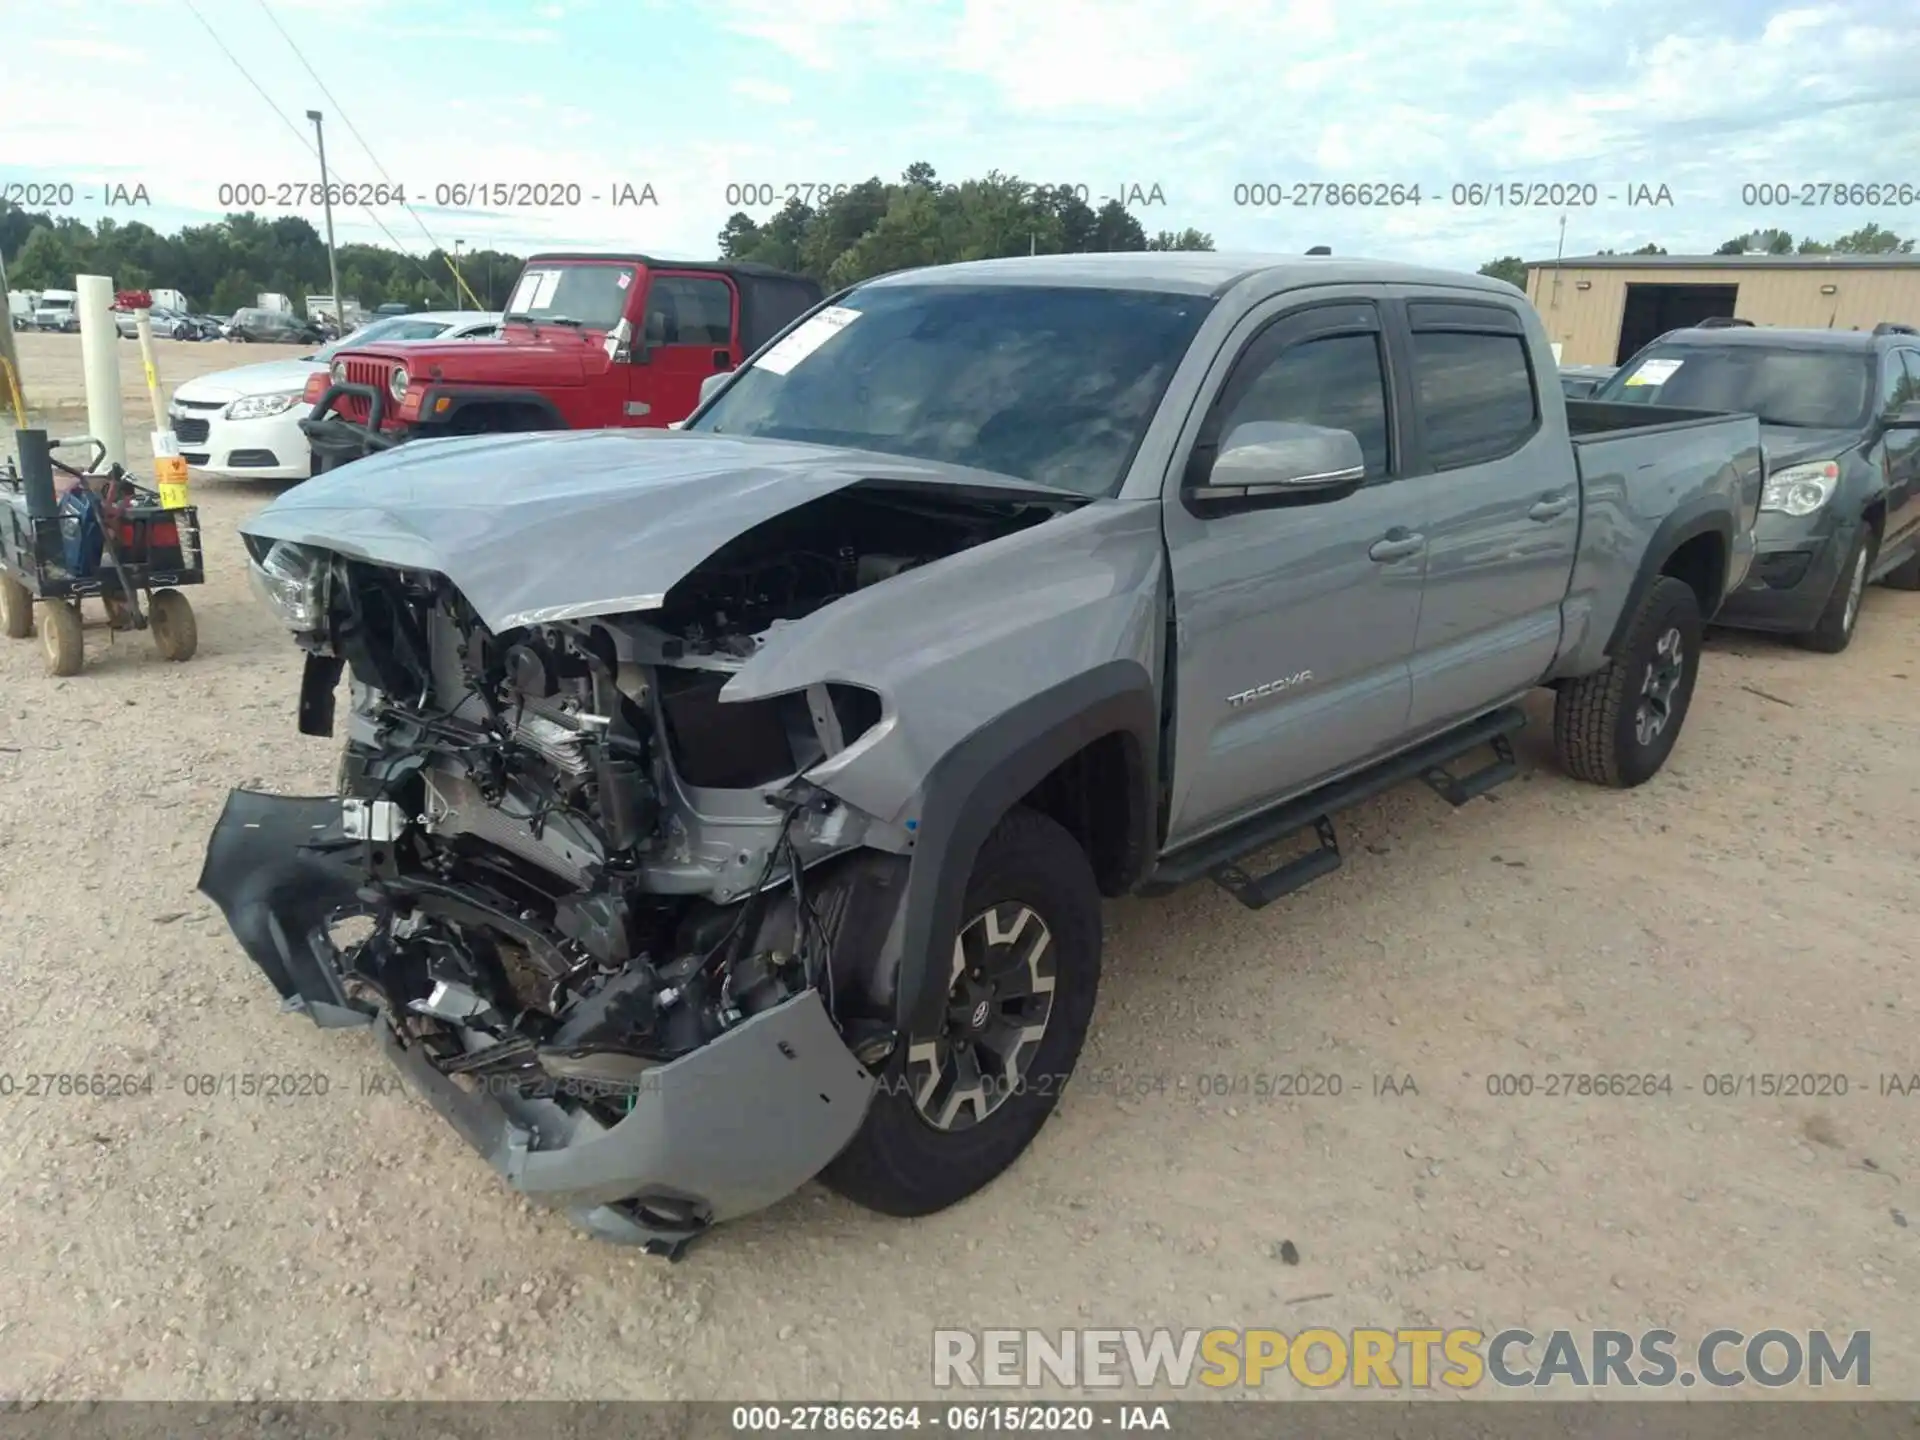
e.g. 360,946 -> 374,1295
197,789 -> 878,1255
1714,514 -> 1856,635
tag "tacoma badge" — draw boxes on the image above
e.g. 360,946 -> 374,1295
1226,671 -> 1313,707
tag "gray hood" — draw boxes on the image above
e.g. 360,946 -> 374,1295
1758,425 -> 1860,470
241,428 -> 1078,632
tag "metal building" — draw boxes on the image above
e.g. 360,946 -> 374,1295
1523,254 -> 1920,367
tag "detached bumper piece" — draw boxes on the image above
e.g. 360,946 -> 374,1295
381,989 -> 874,1258
197,789 -> 878,1257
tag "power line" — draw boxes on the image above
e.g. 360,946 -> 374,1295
175,0 -> 448,298
250,0 -> 485,309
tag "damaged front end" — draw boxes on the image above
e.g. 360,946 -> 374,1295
196,491 -> 1055,1254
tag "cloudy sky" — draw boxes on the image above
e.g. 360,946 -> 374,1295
7,0 -> 1919,270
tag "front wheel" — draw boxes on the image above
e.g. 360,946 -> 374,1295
1553,575 -> 1703,789
820,807 -> 1101,1217
148,589 -> 198,661
1795,528 -> 1874,654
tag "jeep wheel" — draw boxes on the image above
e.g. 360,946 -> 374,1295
1796,528 -> 1874,654
1553,575 -> 1702,789
819,807 -> 1101,1217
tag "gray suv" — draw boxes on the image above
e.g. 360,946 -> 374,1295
203,254 -> 1762,1256
1595,322 -> 1920,652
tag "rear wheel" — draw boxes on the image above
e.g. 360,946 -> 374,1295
1553,575 -> 1702,789
1795,528 -> 1874,654
820,807 -> 1101,1216
40,600 -> 83,676
0,574 -> 32,639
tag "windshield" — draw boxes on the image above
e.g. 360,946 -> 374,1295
315,315 -> 454,359
505,263 -> 635,331
688,283 -> 1214,497
1596,342 -> 1873,428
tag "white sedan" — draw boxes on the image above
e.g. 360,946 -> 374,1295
165,311 -> 499,480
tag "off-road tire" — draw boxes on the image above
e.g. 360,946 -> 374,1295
1553,575 -> 1702,789
819,807 -> 1102,1217
40,600 -> 83,676
0,573 -> 32,639
148,589 -> 198,661
1880,545 -> 1920,592
1795,528 -> 1875,654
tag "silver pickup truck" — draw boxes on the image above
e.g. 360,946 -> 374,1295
202,254 -> 1763,1257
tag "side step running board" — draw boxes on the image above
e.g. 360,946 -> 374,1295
1143,705 -> 1526,909
1210,816 -> 1340,911
1421,733 -> 1517,807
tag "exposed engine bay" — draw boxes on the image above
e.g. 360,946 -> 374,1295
270,481 -> 1068,1162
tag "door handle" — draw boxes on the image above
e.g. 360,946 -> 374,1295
1369,530 -> 1425,563
1528,494 -> 1573,522
711,349 -> 733,370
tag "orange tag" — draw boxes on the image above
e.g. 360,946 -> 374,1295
156,454 -> 190,509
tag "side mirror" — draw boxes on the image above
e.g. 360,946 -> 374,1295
698,371 -> 731,406
1188,421 -> 1366,502
1884,401 -> 1920,429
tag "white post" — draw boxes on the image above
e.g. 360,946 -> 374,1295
76,273 -> 125,468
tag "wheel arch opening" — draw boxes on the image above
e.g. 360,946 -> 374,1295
1015,729 -> 1152,898
1661,530 -> 1725,618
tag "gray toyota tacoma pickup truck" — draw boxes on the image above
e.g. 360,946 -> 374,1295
201,254 -> 1763,1258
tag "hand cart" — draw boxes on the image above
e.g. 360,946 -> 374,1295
0,433 -> 206,676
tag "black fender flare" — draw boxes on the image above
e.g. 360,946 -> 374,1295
887,659 -> 1160,1040
1606,496 -> 1734,652
414,386 -> 568,432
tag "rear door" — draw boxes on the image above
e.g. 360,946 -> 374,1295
633,271 -> 739,426
1161,294 -> 1425,848
1398,297 -> 1579,734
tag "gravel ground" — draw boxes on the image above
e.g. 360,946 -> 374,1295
1,331 -> 1916,1403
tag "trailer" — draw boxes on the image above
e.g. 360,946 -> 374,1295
0,434 -> 204,676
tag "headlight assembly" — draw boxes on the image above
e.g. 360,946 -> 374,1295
247,540 -> 331,630
390,366 -> 409,403
1760,460 -> 1839,517
225,391 -> 303,421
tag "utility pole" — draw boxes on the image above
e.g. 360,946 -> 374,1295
307,109 -> 345,335
454,239 -> 464,310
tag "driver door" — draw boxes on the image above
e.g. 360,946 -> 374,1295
1160,296 -> 1426,849
632,272 -> 739,427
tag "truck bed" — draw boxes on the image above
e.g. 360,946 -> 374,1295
1565,399 -> 1764,524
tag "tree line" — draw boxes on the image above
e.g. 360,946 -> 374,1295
0,204 -> 521,316
716,163 -> 1214,284
1477,224 -> 1914,288
0,163 -> 1215,315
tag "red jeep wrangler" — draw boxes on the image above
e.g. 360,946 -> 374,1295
298,253 -> 822,472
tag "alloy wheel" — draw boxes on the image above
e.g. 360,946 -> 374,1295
1635,626 -> 1685,747
905,902 -> 1057,1131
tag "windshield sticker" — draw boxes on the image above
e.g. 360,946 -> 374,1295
1625,357 -> 1682,387
754,305 -> 862,376
615,271 -> 631,290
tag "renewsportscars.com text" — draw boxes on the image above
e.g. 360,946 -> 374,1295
932,1327 -> 1871,1390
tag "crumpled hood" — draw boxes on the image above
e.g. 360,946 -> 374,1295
172,356 -> 321,402
1759,425 -> 1861,471
240,428 -> 1077,632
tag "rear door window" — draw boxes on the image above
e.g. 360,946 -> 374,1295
1410,331 -> 1539,470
